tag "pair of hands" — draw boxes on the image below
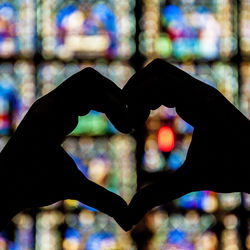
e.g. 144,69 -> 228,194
0,59 -> 249,231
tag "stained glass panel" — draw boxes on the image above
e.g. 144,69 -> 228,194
141,0 -> 236,60
39,0 -> 135,59
0,0 -> 35,58
0,61 -> 35,134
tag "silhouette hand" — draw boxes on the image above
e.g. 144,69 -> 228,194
0,68 -> 132,231
123,59 -> 250,225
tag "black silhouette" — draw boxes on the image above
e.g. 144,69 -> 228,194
0,59 -> 249,232
123,59 -> 250,225
0,67 -> 132,231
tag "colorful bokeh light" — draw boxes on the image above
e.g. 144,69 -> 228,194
158,126 -> 175,152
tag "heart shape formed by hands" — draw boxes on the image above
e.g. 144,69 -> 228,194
0,60 -> 249,232
123,59 -> 250,226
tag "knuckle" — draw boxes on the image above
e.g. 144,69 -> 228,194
150,58 -> 167,69
81,67 -> 99,78
29,97 -> 44,113
71,67 -> 99,85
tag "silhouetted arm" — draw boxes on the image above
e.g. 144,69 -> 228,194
123,59 -> 250,225
0,67 -> 132,231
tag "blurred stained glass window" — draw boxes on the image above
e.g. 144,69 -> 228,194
140,0 -> 236,60
0,0 -> 35,58
39,0 -> 135,59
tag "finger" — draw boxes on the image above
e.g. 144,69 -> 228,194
123,66 -> 162,129
53,67 -> 132,133
123,59 -> 242,128
73,175 -> 133,231
66,166 -> 133,231
128,166 -> 195,225
123,61 -> 167,109
17,68 -> 131,142
96,80 -> 132,133
123,59 -> 211,128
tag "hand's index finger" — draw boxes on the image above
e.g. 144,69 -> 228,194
128,167 -> 195,225
123,59 -> 248,128
15,67 -> 131,142
53,67 -> 132,132
67,169 -> 133,231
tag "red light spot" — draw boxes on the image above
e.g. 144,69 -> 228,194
158,126 -> 175,152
